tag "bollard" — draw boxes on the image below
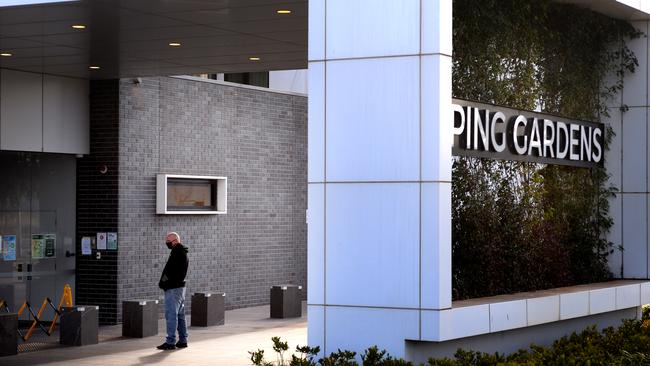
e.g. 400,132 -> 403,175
191,292 -> 225,327
122,300 -> 159,338
0,313 -> 17,356
270,285 -> 302,318
60,305 -> 99,346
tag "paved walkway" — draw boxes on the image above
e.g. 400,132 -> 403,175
3,304 -> 307,365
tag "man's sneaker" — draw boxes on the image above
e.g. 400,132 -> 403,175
156,342 -> 176,350
176,341 -> 188,348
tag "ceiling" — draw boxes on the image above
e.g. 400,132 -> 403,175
557,0 -> 650,20
0,0 -> 307,79
0,0 -> 646,80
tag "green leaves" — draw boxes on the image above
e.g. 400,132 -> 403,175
451,0 -> 638,300
248,339 -> 413,366
427,320 -> 650,365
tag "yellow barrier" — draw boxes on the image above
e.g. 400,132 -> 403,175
16,284 -> 73,341
48,284 -> 73,336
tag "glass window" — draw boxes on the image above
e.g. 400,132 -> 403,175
166,178 -> 217,211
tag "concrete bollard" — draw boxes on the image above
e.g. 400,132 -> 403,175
270,285 -> 302,319
60,305 -> 99,346
0,313 -> 17,356
191,292 -> 225,327
122,300 -> 159,338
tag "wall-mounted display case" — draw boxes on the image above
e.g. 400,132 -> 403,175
156,174 -> 227,214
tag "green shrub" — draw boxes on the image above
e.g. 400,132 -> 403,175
252,319 -> 650,365
428,319 -> 650,365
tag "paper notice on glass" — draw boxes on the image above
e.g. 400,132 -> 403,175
81,237 -> 92,255
32,234 -> 45,259
44,234 -> 56,258
3,235 -> 16,261
97,232 -> 107,250
107,232 -> 118,250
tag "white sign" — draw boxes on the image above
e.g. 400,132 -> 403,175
81,237 -> 92,255
107,232 -> 117,250
97,232 -> 107,250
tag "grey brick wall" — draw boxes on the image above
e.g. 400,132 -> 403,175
117,77 -> 307,319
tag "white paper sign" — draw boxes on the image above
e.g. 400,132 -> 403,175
107,232 -> 117,250
97,232 -> 107,250
81,237 -> 92,255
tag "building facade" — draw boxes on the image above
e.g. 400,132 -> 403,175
0,0 -> 649,362
1,73 -> 308,324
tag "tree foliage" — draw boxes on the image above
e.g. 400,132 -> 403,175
452,0 -> 641,299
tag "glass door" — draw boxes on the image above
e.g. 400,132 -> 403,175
0,211 -> 29,318
0,152 -> 76,322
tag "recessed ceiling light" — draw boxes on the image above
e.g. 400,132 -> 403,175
71,24 -> 86,29
89,65 -> 100,70
169,42 -> 181,47
276,9 -> 291,14
249,57 -> 260,61
0,52 -> 12,57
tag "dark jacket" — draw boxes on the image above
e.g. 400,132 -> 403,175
159,244 -> 189,290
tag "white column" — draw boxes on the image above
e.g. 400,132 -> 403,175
308,0 -> 452,357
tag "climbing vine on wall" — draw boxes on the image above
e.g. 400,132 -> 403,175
452,0 -> 641,300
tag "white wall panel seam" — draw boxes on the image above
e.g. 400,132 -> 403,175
41,73 -> 44,152
323,0 -> 327,353
418,0 -> 423,339
316,53 -> 452,64
644,22 -> 650,278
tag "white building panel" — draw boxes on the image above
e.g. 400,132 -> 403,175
308,305 -> 325,358
43,75 -> 89,154
622,108 -> 647,193
560,291 -> 590,320
326,56 -> 420,182
622,21 -> 648,107
326,306 -> 419,359
308,184 -> 325,305
308,0 -> 325,61
326,183 -> 420,308
622,194 -> 647,278
326,0 -> 420,60
308,62 -> 325,183
589,287 -> 617,314
490,300 -> 527,332
616,284 -> 641,309
421,55 -> 452,182
421,0 -> 452,55
436,305 -> 491,341
421,182 -> 452,309
527,296 -> 561,326
1,69 -> 43,152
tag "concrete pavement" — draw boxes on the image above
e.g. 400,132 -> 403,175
3,304 -> 307,365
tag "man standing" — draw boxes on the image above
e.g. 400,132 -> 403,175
157,232 -> 189,350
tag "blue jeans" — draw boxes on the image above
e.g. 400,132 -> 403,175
164,287 -> 188,345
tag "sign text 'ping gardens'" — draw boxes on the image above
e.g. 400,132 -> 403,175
452,100 -> 604,168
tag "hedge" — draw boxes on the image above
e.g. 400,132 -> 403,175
251,316 -> 650,365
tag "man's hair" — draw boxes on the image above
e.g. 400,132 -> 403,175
167,231 -> 181,243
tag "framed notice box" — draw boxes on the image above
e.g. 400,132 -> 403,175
156,174 -> 227,215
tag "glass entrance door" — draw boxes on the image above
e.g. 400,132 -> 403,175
0,152 -> 76,322
0,211 -> 29,318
